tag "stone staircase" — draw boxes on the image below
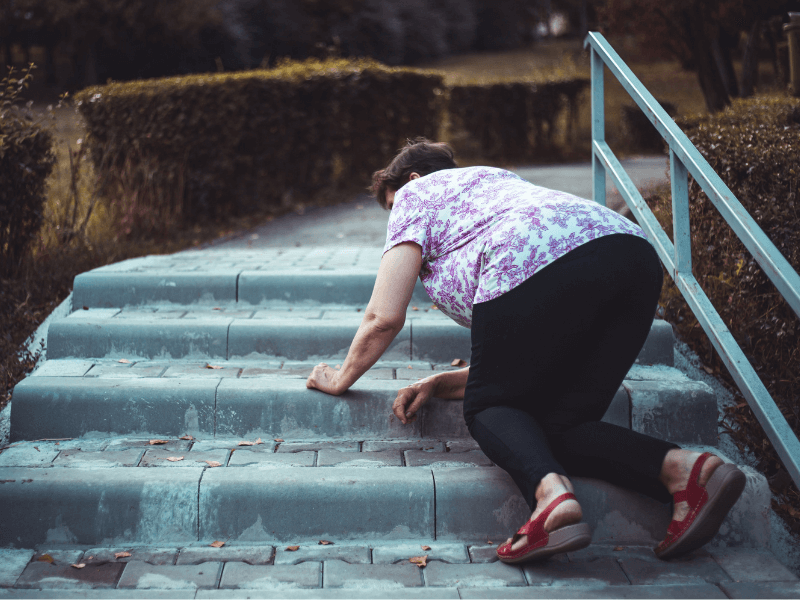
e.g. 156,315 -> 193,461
0,246 -> 797,598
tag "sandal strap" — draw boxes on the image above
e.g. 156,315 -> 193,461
672,452 -> 713,506
516,492 -> 577,538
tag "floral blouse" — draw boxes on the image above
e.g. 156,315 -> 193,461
383,166 -> 647,328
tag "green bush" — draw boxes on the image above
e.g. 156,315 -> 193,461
75,58 -> 443,231
0,66 -> 56,277
446,79 -> 589,162
647,96 -> 800,512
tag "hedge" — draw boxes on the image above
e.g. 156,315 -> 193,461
75,58 -> 444,229
647,96 -> 800,517
0,67 -> 56,277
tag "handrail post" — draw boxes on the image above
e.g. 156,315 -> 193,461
670,149 -> 691,276
591,47 -> 606,207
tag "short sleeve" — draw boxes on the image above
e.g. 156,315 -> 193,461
383,187 -> 431,258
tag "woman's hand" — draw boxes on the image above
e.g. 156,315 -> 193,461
306,363 -> 346,396
393,376 -> 438,425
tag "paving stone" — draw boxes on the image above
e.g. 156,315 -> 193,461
410,320 -> 471,363
423,561 -> 526,587
240,367 -> 307,378
395,368 -> 435,381
161,364 -> 241,378
30,360 -> 94,377
53,449 -> 144,468
11,378 -> 217,440
323,560 -> 423,588
274,545 -> 370,565
66,308 -> 121,320
118,562 -> 221,589
14,561 -> 124,589
199,468 -> 434,542
0,467 -> 201,546
617,547 -> 731,585
1,591 -> 192,599
468,545 -> 500,563
106,438 -> 193,453
184,309 -> 254,319
318,450 -> 401,467
116,310 -> 186,319
421,398 -> 471,439
372,543 -> 468,564
524,555 -> 629,586
457,584 -> 727,598
197,591 -> 460,600
0,549 -> 33,587
192,439 -> 277,452
277,442 -> 359,453
404,449 -> 491,468
625,364 -> 690,382
85,363 -> 166,378
445,440 -> 481,453
219,562 -> 320,589
708,548 -> 798,582
0,445 -> 59,467
33,550 -> 85,564
251,310 -> 323,320
636,319 -> 675,366
141,449 -> 230,468
130,362 -> 170,376
42,438 -> 110,452
361,368 -> 395,380
82,547 -> 179,565
216,379 -> 420,439
229,451 -> 314,468
719,581 -> 800,599
177,546 -> 274,566
362,441 -> 445,453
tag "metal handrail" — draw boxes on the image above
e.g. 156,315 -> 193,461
584,32 -> 800,489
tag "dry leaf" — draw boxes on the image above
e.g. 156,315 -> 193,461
118,359 -> 132,364
703,366 -> 714,374
166,456 -> 184,462
149,439 -> 168,445
204,461 -> 222,467
407,365 -> 412,369
87,556 -> 94,560
210,541 -> 226,548
213,307 -> 222,310
487,541 -> 493,545
37,554 -> 54,563
71,563 -> 86,569
206,364 -> 223,370
254,437 -> 263,445
274,438 -> 284,443
318,540 -> 333,545
421,545 -> 432,551
430,305 -> 438,310
613,546 -> 625,551
451,358 -> 467,367
409,555 -> 428,568
179,435 -> 194,440
114,552 -> 131,559
412,306 -> 419,311
286,546 -> 300,551
238,441 -> 255,446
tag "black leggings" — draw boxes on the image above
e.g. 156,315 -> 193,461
463,233 -> 678,510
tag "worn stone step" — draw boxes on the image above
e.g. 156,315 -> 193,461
10,363 -> 710,443
0,439 -> 768,550
45,309 -> 674,366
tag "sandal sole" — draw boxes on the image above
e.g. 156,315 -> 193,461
498,523 -> 592,564
656,463 -> 746,560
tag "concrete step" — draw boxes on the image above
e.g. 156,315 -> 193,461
0,438 -> 769,551
45,308 -> 675,366
10,364 -> 714,445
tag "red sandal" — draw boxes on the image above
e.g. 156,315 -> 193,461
497,492 -> 591,564
656,452 -> 746,560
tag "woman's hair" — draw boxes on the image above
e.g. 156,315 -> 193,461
371,138 -> 457,208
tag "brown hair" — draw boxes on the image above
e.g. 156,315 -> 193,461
371,138 -> 457,208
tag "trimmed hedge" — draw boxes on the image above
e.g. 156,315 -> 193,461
0,67 -> 56,277
647,96 -> 800,516
75,58 -> 444,229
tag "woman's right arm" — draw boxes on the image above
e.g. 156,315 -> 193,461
392,367 -> 470,424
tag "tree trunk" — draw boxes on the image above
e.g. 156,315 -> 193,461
682,6 -> 730,113
712,35 -> 738,99
740,20 -> 761,98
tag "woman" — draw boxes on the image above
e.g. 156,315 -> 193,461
306,139 -> 745,563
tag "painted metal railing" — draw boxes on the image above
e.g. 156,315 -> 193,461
584,32 -> 800,488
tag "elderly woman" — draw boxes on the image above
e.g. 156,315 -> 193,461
306,139 -> 745,563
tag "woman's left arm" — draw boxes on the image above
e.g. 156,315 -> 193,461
306,242 -> 422,395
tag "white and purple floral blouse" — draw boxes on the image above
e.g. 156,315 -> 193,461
383,166 -> 647,328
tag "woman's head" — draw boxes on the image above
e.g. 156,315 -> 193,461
371,138 -> 457,209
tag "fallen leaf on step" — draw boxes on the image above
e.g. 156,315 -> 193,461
114,552 -> 131,559
274,438 -> 284,442
703,366 -> 714,374
613,546 -> 625,551
179,435 -> 194,440
166,456 -> 184,462
87,556 -> 94,560
83,306 -> 89,310
213,307 -> 222,310
430,305 -> 438,310
118,359 -> 131,364
407,365 -> 412,369
451,358 -> 466,367
149,439 -> 168,445
37,554 -> 54,563
318,540 -> 333,545
486,540 -> 493,545
412,306 -> 419,311
205,364 -> 223,370
421,545 -> 431,551
210,541 -> 225,548
286,546 -> 299,552
204,461 -> 222,467
409,555 -> 428,568
71,563 -> 85,569
238,440 -> 255,446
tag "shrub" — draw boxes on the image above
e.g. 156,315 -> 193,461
0,66 -> 56,277
75,58 -> 443,232
646,96 -> 800,524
